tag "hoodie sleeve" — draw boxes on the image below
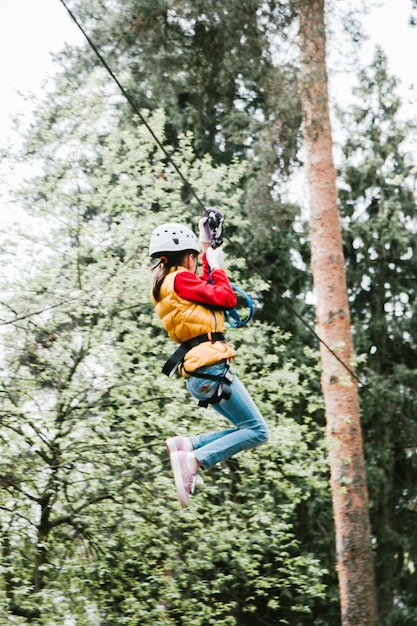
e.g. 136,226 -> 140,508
174,262 -> 237,310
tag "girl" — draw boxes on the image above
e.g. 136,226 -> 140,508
150,220 -> 269,507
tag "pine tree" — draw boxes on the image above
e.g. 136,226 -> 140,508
338,46 -> 417,623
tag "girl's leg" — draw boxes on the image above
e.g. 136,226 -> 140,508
186,363 -> 269,470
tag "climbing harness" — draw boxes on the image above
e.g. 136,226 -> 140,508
162,332 -> 235,407
189,361 -> 236,408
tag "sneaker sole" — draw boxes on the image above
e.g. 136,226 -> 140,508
165,438 -> 178,456
170,453 -> 189,508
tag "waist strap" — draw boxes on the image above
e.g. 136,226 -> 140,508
162,332 -> 226,377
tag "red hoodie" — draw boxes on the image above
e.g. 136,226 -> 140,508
174,251 -> 237,310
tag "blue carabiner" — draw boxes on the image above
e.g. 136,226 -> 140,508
207,263 -> 254,328
225,283 -> 255,328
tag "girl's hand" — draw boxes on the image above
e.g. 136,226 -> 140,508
198,217 -> 211,252
206,246 -> 224,270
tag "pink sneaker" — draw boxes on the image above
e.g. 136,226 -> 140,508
165,435 -> 193,455
169,451 -> 203,508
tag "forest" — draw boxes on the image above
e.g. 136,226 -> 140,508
1,0 -> 417,624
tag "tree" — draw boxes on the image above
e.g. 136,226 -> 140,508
297,0 -> 378,624
338,47 -> 417,623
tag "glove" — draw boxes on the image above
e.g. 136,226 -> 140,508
206,246 -> 224,270
198,217 -> 211,243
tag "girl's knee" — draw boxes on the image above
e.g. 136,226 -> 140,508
256,422 -> 269,445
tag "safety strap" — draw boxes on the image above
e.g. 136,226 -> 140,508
162,332 -> 226,377
189,362 -> 236,407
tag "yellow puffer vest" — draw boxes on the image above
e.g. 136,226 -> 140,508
152,267 -> 235,376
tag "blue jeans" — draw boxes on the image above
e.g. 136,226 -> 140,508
185,362 -> 269,470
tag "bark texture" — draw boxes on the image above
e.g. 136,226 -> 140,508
297,1 -> 378,624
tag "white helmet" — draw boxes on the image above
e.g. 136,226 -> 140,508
149,223 -> 200,256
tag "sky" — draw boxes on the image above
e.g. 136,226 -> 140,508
0,1 -> 83,135
361,0 -> 417,87
331,1 -> 417,118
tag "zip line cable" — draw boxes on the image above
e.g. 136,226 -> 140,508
54,0 -> 365,389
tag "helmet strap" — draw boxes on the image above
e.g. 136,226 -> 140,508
151,255 -> 168,270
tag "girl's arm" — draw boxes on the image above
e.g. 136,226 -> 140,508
174,253 -> 236,309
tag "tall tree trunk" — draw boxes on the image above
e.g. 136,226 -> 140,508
297,1 -> 378,624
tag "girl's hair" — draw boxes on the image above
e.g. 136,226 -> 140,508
151,249 -> 197,301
